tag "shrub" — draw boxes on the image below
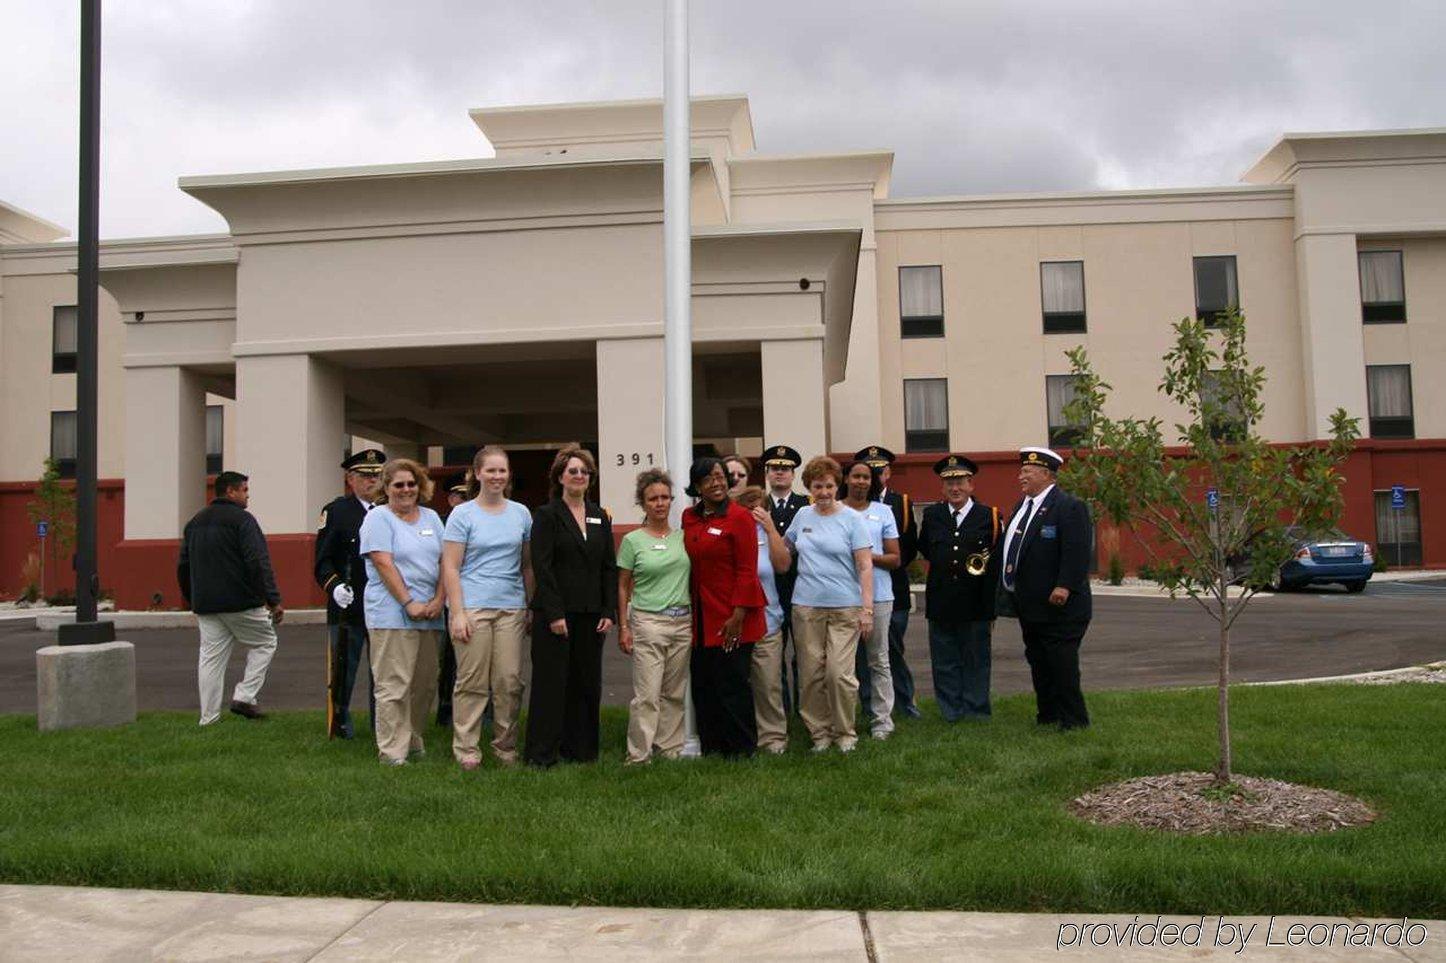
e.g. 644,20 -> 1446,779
1108,553 -> 1125,586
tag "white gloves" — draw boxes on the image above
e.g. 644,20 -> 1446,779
333,584 -> 355,609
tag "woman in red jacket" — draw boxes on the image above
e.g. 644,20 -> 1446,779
682,457 -> 767,757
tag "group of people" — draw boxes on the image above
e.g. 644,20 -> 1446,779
177,439 -> 1094,768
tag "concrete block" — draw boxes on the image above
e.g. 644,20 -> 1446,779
35,642 -> 137,732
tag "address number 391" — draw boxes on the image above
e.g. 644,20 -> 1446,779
615,452 -> 656,467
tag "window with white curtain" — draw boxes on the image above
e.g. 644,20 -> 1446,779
903,378 -> 949,452
1199,370 -> 1246,441
1366,365 -> 1414,439
1193,256 -> 1238,325
50,410 -> 78,479
1041,261 -> 1086,333
206,405 -> 224,474
52,306 -> 78,374
898,265 -> 944,338
1359,250 -> 1406,323
1373,489 -> 1422,566
1045,375 -> 1085,446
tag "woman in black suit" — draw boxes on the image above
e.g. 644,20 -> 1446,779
524,445 -> 618,766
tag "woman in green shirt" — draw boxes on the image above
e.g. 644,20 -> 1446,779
617,468 -> 692,764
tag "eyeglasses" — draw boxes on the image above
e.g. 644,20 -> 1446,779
564,467 -> 592,477
390,480 -> 418,489
728,472 -> 747,482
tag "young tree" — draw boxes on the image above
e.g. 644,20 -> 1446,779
26,458 -> 77,596
1059,309 -> 1358,784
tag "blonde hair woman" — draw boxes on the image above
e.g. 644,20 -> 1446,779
441,446 -> 533,771
358,458 -> 445,766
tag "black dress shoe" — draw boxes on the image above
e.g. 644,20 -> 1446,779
230,700 -> 265,720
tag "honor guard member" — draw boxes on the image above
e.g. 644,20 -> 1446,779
854,445 -> 921,719
999,447 -> 1093,730
314,448 -> 384,738
917,455 -> 999,720
763,444 -> 809,713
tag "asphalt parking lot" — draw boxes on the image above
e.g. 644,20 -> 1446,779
3,579 -> 1443,718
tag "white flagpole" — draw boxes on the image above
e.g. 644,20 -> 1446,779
663,0 -> 700,757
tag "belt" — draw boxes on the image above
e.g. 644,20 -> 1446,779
642,605 -> 691,618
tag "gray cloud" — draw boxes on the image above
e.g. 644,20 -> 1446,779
1,0 -> 1443,237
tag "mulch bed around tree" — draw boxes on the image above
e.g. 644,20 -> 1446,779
1069,772 -> 1378,835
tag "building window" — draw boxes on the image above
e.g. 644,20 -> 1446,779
442,445 -> 478,466
1200,370 -> 1246,441
1193,255 -> 1238,325
1045,375 -> 1085,447
903,378 -> 949,452
50,410 -> 77,479
205,405 -> 224,474
1366,365 -> 1414,439
1359,250 -> 1406,324
1373,489 -> 1422,567
52,306 -> 78,374
1040,261 -> 1086,334
899,265 -> 944,339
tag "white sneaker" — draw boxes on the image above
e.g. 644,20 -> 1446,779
381,756 -> 408,767
811,741 -> 831,754
837,738 -> 858,753
871,728 -> 891,741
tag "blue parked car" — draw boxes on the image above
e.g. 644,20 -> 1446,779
1274,527 -> 1375,593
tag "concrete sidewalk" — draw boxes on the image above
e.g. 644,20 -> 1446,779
0,886 -> 1441,961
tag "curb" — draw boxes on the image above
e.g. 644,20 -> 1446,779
31,609 -> 329,631
1242,661 -> 1446,687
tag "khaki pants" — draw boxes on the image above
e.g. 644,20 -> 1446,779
196,607 -> 277,725
370,627 -> 441,764
749,630 -> 787,752
626,609 -> 691,764
792,604 -> 862,747
452,608 -> 528,764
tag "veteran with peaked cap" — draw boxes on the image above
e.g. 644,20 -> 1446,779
998,445 -> 1093,730
917,454 -> 998,721
851,444 -> 921,721
313,448 -> 385,739
762,443 -> 809,716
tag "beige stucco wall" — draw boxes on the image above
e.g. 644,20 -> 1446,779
874,214 -> 1306,452
1361,237 -> 1446,436
0,263 -> 127,481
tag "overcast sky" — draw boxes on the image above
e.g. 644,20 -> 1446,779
3,0 -> 1444,239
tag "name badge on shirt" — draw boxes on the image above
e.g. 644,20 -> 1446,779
586,516 -> 603,525
419,528 -> 435,537
707,527 -> 723,536
652,543 -> 669,551
801,527 -> 814,534
867,513 -> 880,522
1041,525 -> 1058,539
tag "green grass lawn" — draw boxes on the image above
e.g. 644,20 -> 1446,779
2,683 -> 1443,916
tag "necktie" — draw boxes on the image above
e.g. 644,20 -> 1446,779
1004,498 -> 1032,589
951,509 -> 962,528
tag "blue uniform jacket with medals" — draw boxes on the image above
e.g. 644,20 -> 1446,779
314,495 -> 370,626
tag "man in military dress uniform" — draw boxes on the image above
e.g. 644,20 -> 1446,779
434,475 -> 471,728
917,455 -> 999,720
854,445 -> 921,719
763,444 -> 809,714
998,447 -> 1093,730
314,448 -> 384,739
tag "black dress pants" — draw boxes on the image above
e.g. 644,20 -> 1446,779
524,612 -> 604,766
1020,619 -> 1090,729
691,642 -> 757,757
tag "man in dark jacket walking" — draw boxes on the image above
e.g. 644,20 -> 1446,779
178,471 -> 284,725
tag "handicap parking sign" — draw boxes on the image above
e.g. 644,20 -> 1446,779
1391,485 -> 1406,510
1206,488 -> 1219,510
36,520 -> 49,538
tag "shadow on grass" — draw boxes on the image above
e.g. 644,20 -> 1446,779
1,684 -> 1442,916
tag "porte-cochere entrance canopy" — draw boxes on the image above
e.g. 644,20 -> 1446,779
101,96 -> 886,540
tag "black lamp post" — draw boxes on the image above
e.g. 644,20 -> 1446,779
58,0 -> 116,647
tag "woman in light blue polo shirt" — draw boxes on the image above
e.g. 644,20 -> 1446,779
441,446 -> 533,771
359,458 -> 446,767
784,455 -> 874,753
